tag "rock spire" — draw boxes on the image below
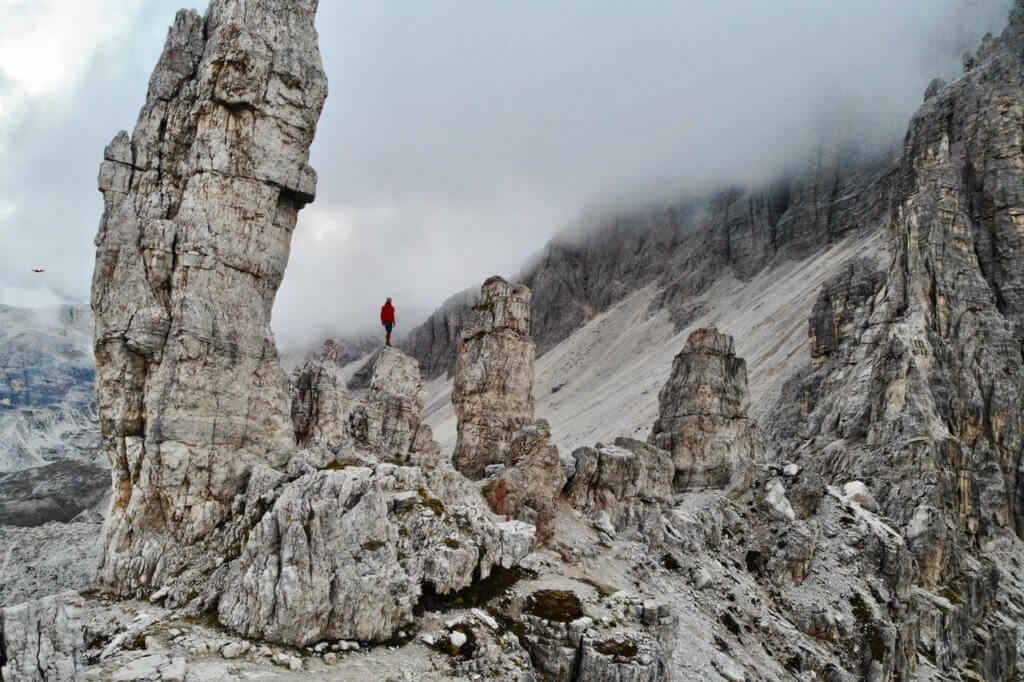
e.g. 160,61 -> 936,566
451,276 -> 535,478
90,0 -> 328,595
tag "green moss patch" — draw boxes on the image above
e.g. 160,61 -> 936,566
417,487 -> 445,516
595,638 -> 638,659
526,589 -> 583,623
414,566 -> 529,615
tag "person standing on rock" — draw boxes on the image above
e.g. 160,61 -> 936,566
381,297 -> 396,347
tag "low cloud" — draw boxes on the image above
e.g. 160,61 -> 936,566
0,0 -> 1013,354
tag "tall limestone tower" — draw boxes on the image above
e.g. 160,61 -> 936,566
90,0 -> 328,594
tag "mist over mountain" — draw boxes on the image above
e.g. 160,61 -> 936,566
0,1 -> 1014,352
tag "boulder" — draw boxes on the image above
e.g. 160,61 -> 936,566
217,465 -> 532,645
563,437 -> 674,525
496,589 -> 677,682
482,420 -> 565,543
291,340 -> 350,450
348,347 -> 440,465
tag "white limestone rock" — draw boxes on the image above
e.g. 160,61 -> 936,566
91,0 -> 328,597
348,347 -> 440,466
217,465 -> 532,645
290,340 -> 352,451
0,592 -> 84,682
648,328 -> 754,491
764,479 -> 796,522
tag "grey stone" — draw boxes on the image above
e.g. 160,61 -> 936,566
0,593 -> 84,682
91,0 -> 329,597
649,328 -> 755,491
452,276 -> 535,479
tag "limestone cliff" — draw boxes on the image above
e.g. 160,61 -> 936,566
767,10 -> 1024,678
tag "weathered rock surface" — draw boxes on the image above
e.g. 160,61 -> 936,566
291,340 -> 350,450
563,437 -> 674,527
348,347 -> 440,466
648,328 -> 754,491
452,276 -> 535,479
90,0 -> 328,595
0,593 -> 84,682
493,587 -> 677,682
482,419 -> 565,543
449,278 -> 564,546
217,464 -> 533,645
0,460 -> 108,526
0,521 -> 103,609
766,8 -> 1024,678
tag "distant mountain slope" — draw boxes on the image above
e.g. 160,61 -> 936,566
0,305 -> 94,411
0,305 -> 102,473
403,150 -> 892,379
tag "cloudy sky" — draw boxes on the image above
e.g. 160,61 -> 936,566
0,0 -> 1013,349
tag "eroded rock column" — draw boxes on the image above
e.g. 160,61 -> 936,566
90,0 -> 327,595
452,277 -> 564,542
452,276 -> 535,478
649,327 -> 753,491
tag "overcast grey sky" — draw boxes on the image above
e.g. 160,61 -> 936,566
0,0 -> 1013,349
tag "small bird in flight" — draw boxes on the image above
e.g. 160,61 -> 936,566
31,267 -> 45,273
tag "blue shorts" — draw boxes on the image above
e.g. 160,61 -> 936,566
384,322 -> 394,332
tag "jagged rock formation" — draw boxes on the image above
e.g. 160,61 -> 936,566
563,437 -> 674,528
80,4 -> 542,657
481,420 -> 564,543
348,347 -> 440,465
0,593 -> 84,682
22,1 -> 1014,680
290,339 -> 350,450
216,464 -> 533,645
90,1 -> 328,595
450,277 -> 565,544
766,10 -> 1024,679
452,276 -> 535,478
648,328 -> 754,491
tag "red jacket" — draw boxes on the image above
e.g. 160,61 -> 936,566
381,302 -> 395,324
